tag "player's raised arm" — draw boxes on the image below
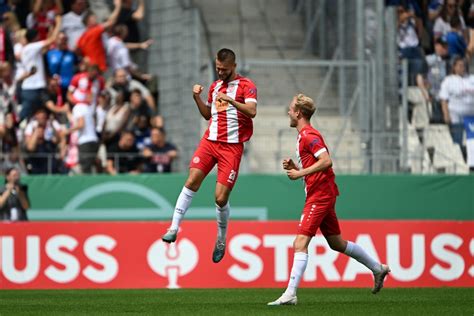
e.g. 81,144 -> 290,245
217,92 -> 256,118
193,84 -> 211,120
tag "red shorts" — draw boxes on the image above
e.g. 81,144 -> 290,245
297,197 -> 341,237
189,138 -> 244,189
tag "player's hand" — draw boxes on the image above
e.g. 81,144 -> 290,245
217,92 -> 232,103
193,84 -> 204,96
282,158 -> 296,170
286,169 -> 302,180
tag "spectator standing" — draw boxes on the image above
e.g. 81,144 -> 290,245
20,14 -> 61,122
46,31 -> 78,99
67,101 -> 99,174
439,57 -> 474,145
416,37 -> 449,122
61,0 -> 87,50
117,0 -> 144,43
76,0 -> 122,73
26,0 -> 63,41
0,167 -> 29,221
143,127 -> 177,173
67,63 -> 105,111
106,24 -> 152,82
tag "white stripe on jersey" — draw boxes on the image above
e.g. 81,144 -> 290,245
314,148 -> 327,158
245,98 -> 257,103
226,79 -> 239,143
208,81 -> 222,141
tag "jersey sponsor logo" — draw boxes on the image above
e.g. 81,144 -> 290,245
216,99 -> 229,112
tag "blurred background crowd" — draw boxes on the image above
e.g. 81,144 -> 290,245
0,0 -> 178,176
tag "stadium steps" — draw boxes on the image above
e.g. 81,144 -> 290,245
249,106 -> 364,174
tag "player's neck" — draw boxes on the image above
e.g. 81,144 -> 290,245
296,120 -> 311,132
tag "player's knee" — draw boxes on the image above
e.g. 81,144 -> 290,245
215,196 -> 228,208
185,178 -> 201,192
293,239 -> 307,253
328,240 -> 345,253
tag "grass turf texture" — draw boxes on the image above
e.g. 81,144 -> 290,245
0,288 -> 472,315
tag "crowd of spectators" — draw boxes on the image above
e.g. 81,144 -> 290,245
396,0 -> 474,149
0,0 -> 178,176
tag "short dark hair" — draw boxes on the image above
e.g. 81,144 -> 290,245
217,48 -> 236,63
25,29 -> 38,42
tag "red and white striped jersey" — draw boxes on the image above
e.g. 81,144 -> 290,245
203,75 -> 257,143
296,125 -> 339,200
68,72 -> 105,107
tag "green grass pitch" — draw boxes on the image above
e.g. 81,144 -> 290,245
0,288 -> 472,315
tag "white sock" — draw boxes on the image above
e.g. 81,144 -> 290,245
169,187 -> 195,230
216,202 -> 230,242
284,252 -> 308,296
344,241 -> 382,273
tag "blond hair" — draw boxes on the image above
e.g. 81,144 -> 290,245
294,93 -> 316,119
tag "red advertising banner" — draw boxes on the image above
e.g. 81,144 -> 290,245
0,221 -> 472,289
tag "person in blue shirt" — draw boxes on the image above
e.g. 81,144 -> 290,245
46,31 -> 78,100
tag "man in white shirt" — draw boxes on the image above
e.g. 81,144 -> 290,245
20,15 -> 62,122
68,103 -> 99,174
61,0 -> 87,50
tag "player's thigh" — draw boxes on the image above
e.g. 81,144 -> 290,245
297,200 -> 328,237
189,138 -> 217,175
216,142 -> 244,189
185,168 -> 207,191
320,197 -> 342,238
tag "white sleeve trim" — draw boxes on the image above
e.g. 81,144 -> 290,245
314,148 -> 327,158
245,98 -> 257,104
206,101 -> 212,107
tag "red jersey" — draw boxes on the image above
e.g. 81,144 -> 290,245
77,25 -> 107,72
203,75 -> 257,143
68,72 -> 105,107
296,125 -> 339,200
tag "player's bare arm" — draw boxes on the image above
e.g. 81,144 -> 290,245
286,152 -> 332,180
282,158 -> 298,171
193,84 -> 211,120
217,92 -> 257,118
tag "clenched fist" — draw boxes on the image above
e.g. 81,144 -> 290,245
193,84 -> 204,96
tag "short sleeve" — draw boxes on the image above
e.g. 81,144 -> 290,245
243,80 -> 257,104
438,77 -> 450,101
304,133 -> 327,158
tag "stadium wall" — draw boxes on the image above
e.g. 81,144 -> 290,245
2,175 -> 472,289
20,174 -> 474,220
